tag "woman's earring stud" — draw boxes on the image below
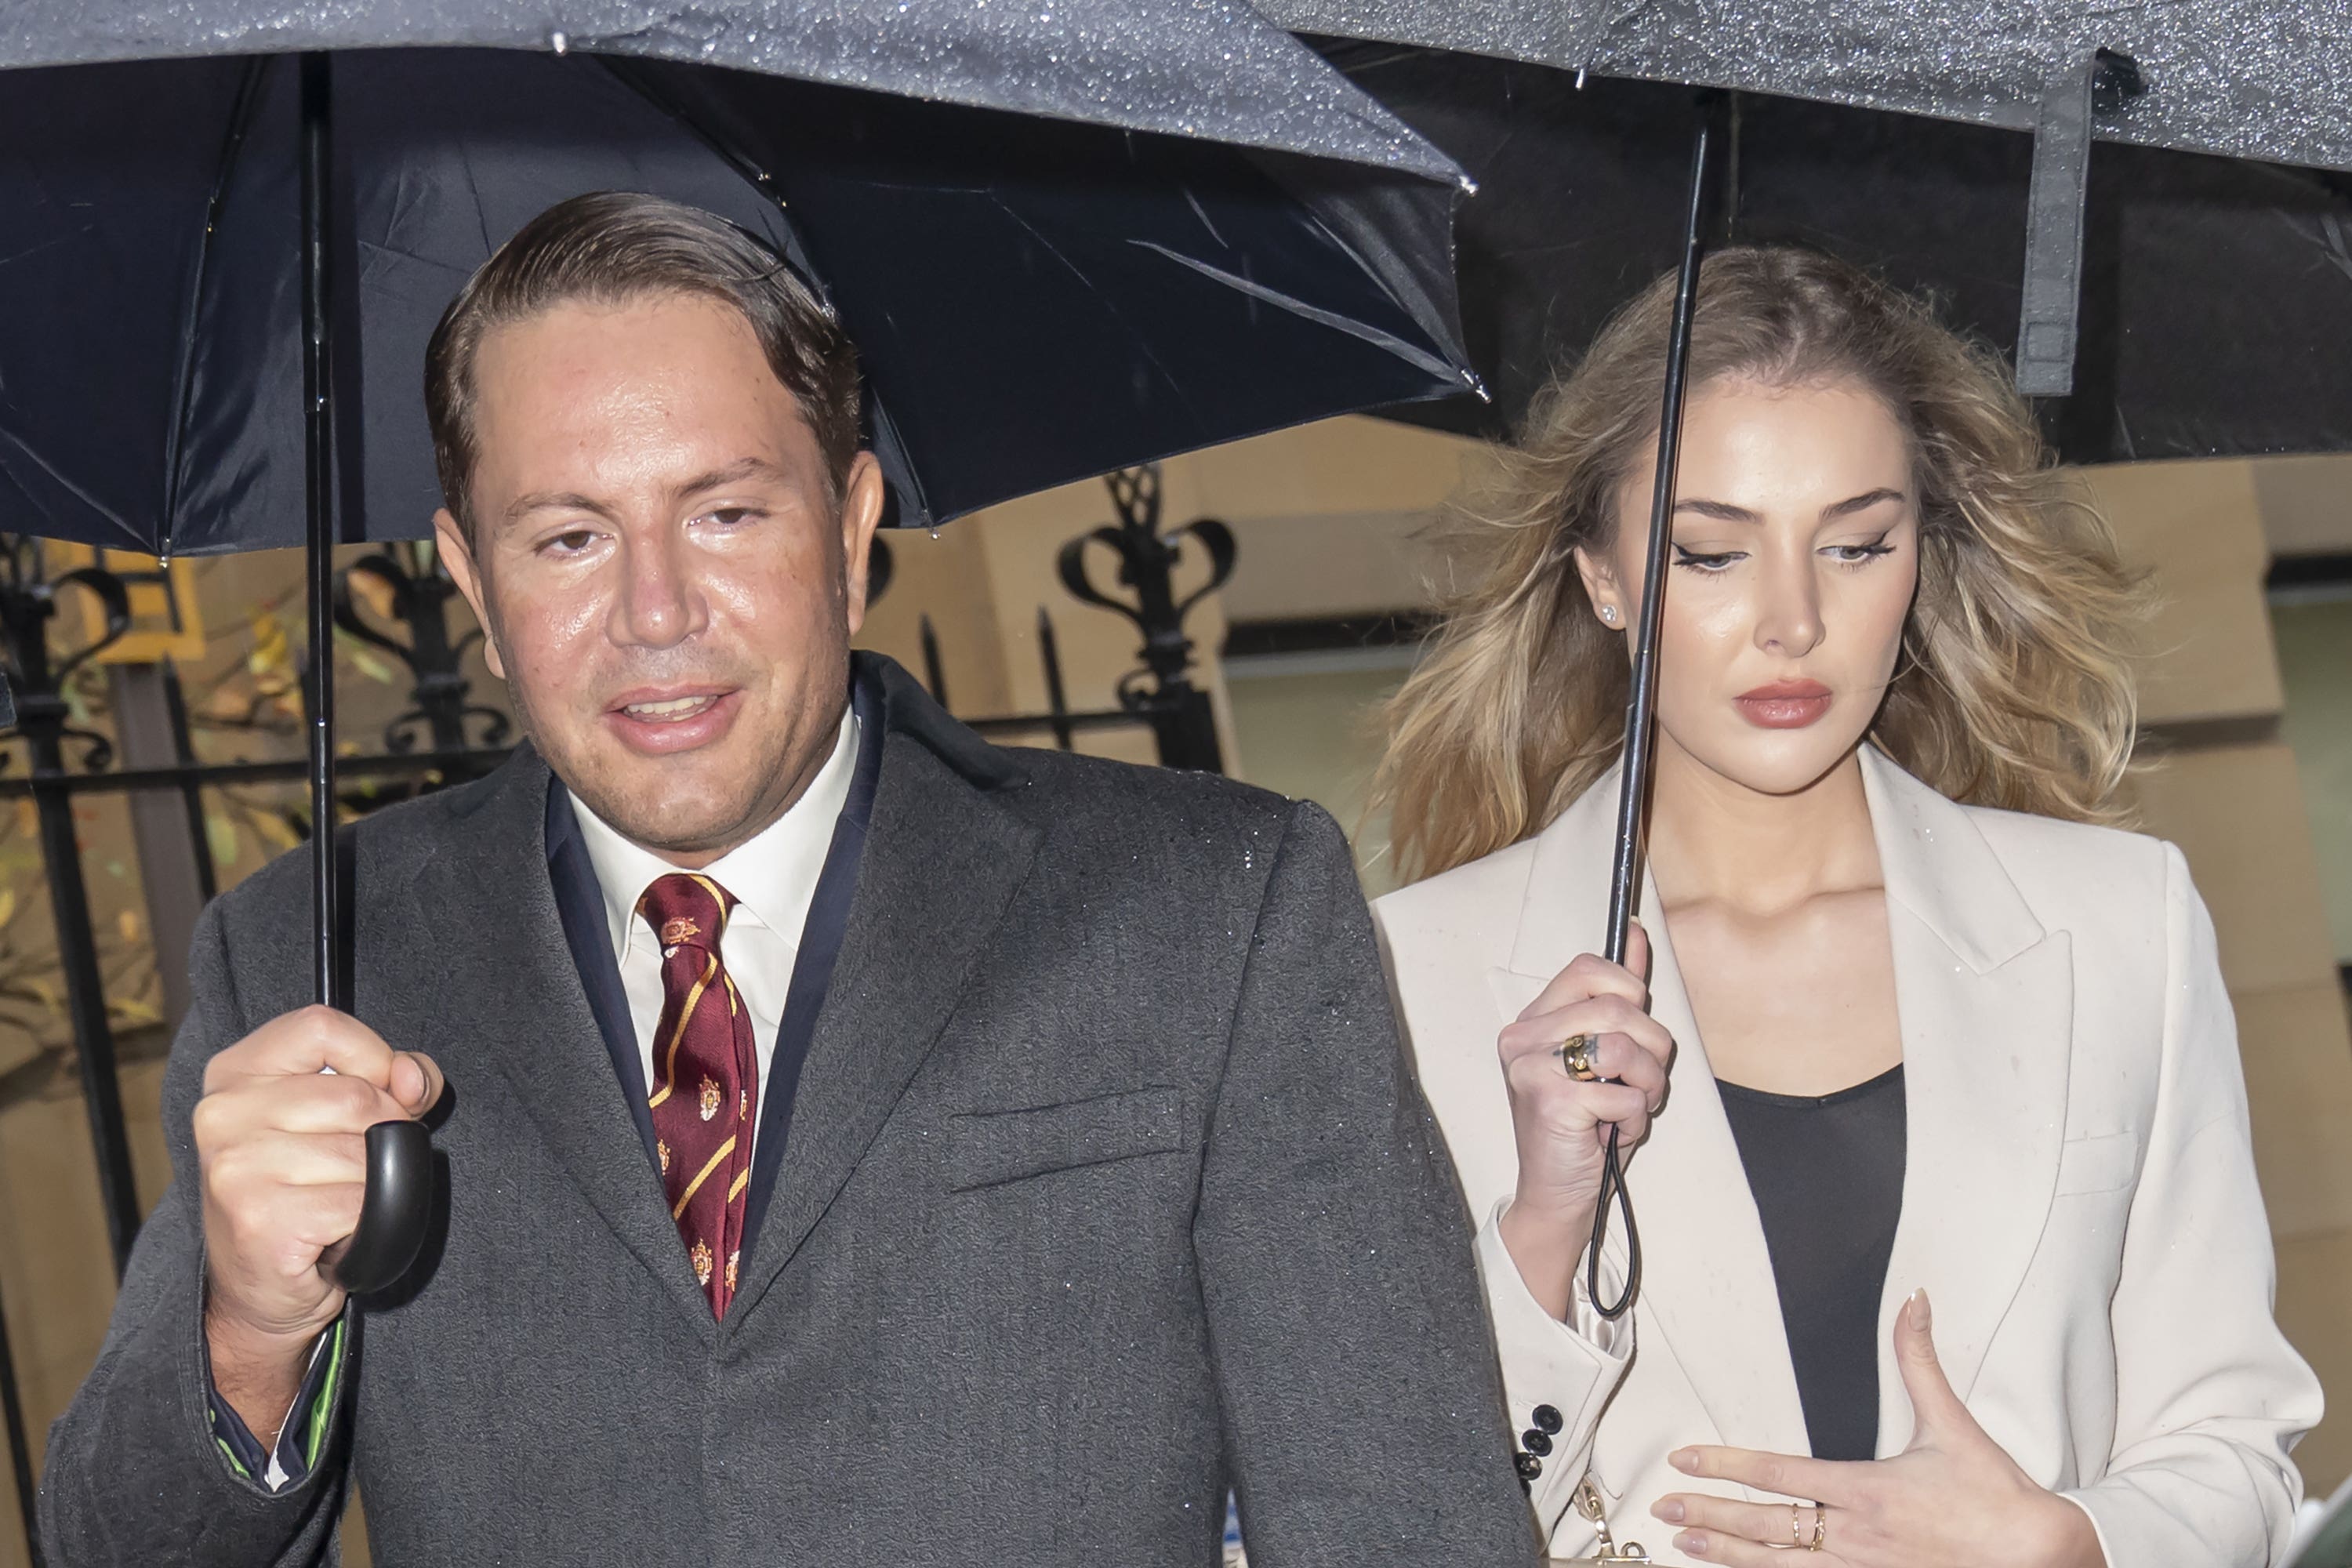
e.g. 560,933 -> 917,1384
1599,604 -> 1620,625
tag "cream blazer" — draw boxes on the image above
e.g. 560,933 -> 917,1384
1371,746 -> 2321,1566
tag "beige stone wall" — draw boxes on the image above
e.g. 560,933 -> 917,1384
2085,459 -> 2352,1494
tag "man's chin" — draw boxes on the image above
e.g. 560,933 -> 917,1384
560,756 -> 766,857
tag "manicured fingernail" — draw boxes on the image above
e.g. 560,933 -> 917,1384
1669,1447 -> 1699,1472
1913,1287 -> 1933,1328
1678,1531 -> 1710,1556
1652,1499 -> 1685,1523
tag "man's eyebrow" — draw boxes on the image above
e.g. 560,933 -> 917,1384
1821,487 -> 1907,520
505,491 -> 615,524
672,457 -> 788,499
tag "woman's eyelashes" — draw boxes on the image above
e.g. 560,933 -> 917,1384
1668,533 -> 1898,574
1670,543 -> 1742,573
1824,532 -> 1898,568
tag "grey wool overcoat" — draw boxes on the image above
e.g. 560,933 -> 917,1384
40,655 -> 1537,1567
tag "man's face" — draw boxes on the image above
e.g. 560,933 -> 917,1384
437,292 -> 883,866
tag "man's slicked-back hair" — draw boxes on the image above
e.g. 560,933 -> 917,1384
425,191 -> 862,539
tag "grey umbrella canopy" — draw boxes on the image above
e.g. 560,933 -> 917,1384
1261,0 -> 2352,172
9,0 -> 1461,176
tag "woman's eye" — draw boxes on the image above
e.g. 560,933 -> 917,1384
1670,544 -> 1741,572
1825,538 -> 1897,565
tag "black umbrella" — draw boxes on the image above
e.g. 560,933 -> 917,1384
1270,4 -> 2352,1316
0,3 -> 1476,1295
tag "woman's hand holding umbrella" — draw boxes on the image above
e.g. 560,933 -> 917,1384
1494,919 -> 1674,1322
1652,1290 -> 2107,1566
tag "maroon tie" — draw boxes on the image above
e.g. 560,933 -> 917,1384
638,873 -> 758,1318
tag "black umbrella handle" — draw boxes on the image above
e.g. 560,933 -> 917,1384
1588,95 -> 1722,1323
328,1122 -> 434,1294
297,51 -> 434,1296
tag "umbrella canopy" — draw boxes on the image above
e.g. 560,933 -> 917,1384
1261,0 -> 2352,172
0,2 -> 1477,551
1324,46 -> 2352,462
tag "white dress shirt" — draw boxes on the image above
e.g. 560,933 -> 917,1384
571,707 -> 859,1156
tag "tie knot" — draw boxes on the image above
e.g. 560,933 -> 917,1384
637,873 -> 736,956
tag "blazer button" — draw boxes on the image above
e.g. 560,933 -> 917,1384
1514,1450 -> 1544,1480
1531,1403 -> 1564,1435
1521,1428 -> 1553,1456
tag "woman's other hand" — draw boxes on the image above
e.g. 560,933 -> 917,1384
1650,1290 -> 2106,1567
1494,918 -> 1675,1319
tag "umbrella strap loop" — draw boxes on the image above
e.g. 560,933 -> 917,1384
2016,48 -> 2142,398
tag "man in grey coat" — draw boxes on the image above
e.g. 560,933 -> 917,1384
39,192 -> 1534,1566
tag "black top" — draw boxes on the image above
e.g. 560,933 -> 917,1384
1717,1064 -> 1907,1463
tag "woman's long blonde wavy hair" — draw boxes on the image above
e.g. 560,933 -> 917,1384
1370,247 -> 2149,885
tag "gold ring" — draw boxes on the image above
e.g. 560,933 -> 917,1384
1809,1502 -> 1827,1552
1558,1033 -> 1600,1080
1789,1503 -> 1802,1547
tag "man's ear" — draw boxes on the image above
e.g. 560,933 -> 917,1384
837,452 -> 886,641
434,506 -> 505,680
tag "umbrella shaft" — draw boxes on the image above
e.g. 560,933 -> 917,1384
1606,104 -> 1717,965
1590,96 -> 1720,1324
299,53 -> 343,1014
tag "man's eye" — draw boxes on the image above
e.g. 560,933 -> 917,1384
697,506 -> 762,528
543,528 -> 598,555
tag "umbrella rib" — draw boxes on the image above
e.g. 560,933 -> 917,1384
159,53 -> 274,559
1128,240 -> 1463,383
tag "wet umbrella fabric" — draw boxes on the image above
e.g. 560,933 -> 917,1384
1263,0 -> 2352,174
1322,46 -> 2352,463
0,39 -> 1475,552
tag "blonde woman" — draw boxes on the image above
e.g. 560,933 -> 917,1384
1368,249 -> 2320,1567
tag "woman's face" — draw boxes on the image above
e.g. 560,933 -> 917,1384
1577,375 -> 1921,798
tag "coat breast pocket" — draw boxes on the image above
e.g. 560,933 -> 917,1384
2053,1129 -> 2140,1196
944,1086 -> 1191,1193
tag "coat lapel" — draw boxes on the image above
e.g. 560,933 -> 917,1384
1493,764 -> 1813,1461
726,666 -> 1043,1326
1861,748 -> 2072,1449
421,748 -> 720,1333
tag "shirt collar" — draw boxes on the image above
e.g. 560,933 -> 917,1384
571,706 -> 862,965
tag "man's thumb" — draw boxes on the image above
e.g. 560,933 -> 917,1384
389,1051 -> 444,1116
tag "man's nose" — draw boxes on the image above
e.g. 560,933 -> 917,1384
1753,552 -> 1824,658
610,527 -> 710,651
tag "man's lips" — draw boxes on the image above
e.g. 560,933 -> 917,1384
1734,679 -> 1832,729
602,687 -> 743,753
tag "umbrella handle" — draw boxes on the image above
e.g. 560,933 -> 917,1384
330,1121 -> 434,1296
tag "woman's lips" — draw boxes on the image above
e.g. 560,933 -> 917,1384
1734,680 -> 1832,729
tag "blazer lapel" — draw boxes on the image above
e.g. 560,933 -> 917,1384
1493,765 -> 1813,1462
1861,748 -> 2072,1448
423,749 -> 720,1332
727,666 -> 1043,1325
